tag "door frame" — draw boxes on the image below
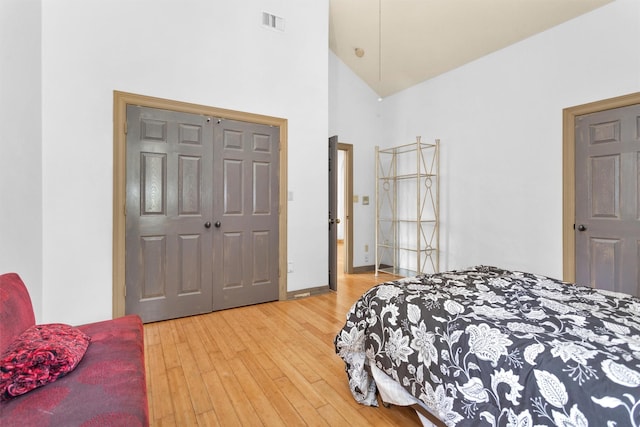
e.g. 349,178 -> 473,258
338,143 -> 354,274
562,91 -> 640,283
112,91 -> 288,318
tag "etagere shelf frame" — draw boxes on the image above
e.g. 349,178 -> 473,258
375,137 -> 439,277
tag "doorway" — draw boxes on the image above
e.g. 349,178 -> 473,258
328,137 -> 354,291
112,91 -> 289,319
338,143 -> 354,276
562,92 -> 640,289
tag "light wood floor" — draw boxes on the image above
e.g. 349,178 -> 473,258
143,245 -> 422,426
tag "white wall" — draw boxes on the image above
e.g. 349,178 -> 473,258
0,0 -> 43,321
36,0 -> 327,324
329,51 -> 382,268
379,0 -> 640,279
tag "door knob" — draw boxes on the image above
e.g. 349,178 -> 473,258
214,221 -> 221,228
204,221 -> 211,229
577,224 -> 587,231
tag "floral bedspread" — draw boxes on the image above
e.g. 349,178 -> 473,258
334,266 -> 640,426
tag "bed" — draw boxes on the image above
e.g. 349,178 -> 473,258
334,265 -> 640,426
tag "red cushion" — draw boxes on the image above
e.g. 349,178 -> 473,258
0,324 -> 91,400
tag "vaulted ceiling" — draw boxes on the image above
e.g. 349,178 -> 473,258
329,0 -> 614,97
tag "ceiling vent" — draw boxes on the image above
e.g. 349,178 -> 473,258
262,12 -> 285,32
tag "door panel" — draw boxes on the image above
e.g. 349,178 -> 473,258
178,156 -> 202,215
223,159 -> 243,214
178,234 -> 202,293
575,103 -> 640,296
589,238 -> 619,288
254,162 -> 272,213
222,232 -> 243,288
253,231 -> 270,283
590,155 -> 619,218
126,106 -> 213,322
213,119 -> 279,310
140,236 -> 165,298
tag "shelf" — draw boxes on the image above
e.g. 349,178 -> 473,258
378,141 -> 437,155
378,218 -> 437,223
378,173 -> 437,181
377,244 -> 434,253
377,266 -> 421,278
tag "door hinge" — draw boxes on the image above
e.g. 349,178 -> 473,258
124,121 -> 128,134
123,285 -> 126,297
123,203 -> 126,216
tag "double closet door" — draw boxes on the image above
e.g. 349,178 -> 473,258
125,106 -> 279,323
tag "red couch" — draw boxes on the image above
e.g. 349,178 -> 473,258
0,273 -> 149,426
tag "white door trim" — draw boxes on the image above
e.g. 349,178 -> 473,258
112,91 -> 288,318
562,91 -> 640,282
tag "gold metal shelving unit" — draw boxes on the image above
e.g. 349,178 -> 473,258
375,137 -> 439,277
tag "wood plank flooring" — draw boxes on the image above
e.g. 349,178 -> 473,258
143,250 -> 422,426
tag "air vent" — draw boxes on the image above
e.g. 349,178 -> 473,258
262,12 -> 285,32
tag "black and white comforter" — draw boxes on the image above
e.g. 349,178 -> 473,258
334,266 -> 640,426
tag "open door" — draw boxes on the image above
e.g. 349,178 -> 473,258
328,135 -> 339,291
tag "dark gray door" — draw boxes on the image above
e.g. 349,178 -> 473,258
126,106 -> 279,322
125,106 -> 214,322
213,119 -> 280,310
329,135 -> 339,291
575,103 -> 640,295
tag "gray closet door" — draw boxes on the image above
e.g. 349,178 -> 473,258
125,106 -> 214,322
212,118 -> 279,310
126,107 -> 280,322
575,103 -> 640,296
